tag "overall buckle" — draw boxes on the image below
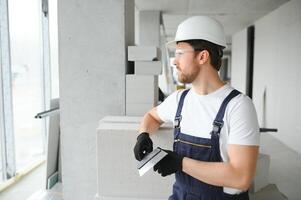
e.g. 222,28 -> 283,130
174,115 -> 182,129
211,120 -> 224,136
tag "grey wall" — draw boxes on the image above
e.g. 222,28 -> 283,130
58,0 -> 134,199
253,0 -> 301,154
231,28 -> 248,94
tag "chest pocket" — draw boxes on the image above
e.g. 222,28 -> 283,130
174,133 -> 213,162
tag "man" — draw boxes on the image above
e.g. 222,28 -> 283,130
134,16 -> 259,200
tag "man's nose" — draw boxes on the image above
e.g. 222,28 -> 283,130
172,57 -> 178,66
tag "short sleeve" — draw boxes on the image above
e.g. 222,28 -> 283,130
157,90 -> 183,123
227,96 -> 260,146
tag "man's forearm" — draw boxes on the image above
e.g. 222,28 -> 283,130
182,145 -> 258,191
183,157 -> 248,190
139,110 -> 162,135
182,158 -> 250,190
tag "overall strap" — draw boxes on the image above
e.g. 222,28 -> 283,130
174,89 -> 190,129
210,89 -> 241,161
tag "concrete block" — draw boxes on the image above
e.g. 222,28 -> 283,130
250,153 -> 271,193
126,103 -> 154,116
126,87 -> 156,104
135,61 -> 162,75
126,75 -> 158,105
128,46 -> 160,61
126,74 -> 158,89
96,120 -> 174,199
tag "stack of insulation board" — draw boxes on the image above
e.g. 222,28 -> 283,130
126,46 -> 162,116
96,116 -> 174,200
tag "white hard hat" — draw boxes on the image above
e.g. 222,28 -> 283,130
167,16 -> 226,49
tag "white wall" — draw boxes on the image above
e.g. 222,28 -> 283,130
253,0 -> 301,154
231,28 -> 248,94
58,0 -> 134,199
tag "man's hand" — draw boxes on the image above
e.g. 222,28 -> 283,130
153,149 -> 184,177
134,132 -> 153,161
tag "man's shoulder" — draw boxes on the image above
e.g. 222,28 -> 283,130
230,91 -> 253,107
226,91 -> 256,118
165,89 -> 187,103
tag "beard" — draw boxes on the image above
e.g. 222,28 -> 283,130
177,66 -> 200,84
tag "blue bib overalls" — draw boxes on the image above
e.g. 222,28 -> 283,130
169,89 -> 249,200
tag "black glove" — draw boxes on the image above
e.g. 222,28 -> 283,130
134,132 -> 153,161
153,149 -> 184,177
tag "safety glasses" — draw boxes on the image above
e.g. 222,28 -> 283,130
174,48 -> 203,59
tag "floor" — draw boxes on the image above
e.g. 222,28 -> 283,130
0,133 -> 300,200
259,133 -> 301,200
27,183 -> 63,200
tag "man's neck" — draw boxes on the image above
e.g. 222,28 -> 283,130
192,67 -> 226,96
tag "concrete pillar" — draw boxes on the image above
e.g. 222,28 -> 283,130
125,11 -> 162,116
138,10 -> 160,46
58,0 -> 134,199
138,10 -> 172,95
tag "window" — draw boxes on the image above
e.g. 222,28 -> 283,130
0,0 -> 58,183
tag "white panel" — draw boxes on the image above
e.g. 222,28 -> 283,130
46,99 -> 60,187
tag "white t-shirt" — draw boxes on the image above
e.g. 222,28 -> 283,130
157,84 -> 260,195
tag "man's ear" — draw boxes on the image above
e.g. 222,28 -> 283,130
198,50 -> 210,65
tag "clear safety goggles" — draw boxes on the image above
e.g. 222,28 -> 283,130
174,48 -> 203,59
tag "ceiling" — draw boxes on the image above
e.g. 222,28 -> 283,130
135,0 -> 289,47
